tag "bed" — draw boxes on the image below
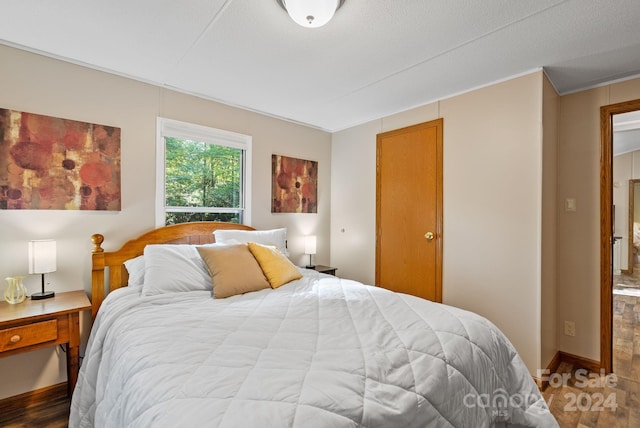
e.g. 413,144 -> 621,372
70,222 -> 557,427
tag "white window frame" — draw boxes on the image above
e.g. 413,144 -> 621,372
156,117 -> 252,227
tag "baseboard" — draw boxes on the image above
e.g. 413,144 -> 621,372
557,351 -> 602,373
534,351 -> 602,391
0,383 -> 67,415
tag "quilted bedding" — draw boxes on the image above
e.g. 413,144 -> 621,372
70,271 -> 557,427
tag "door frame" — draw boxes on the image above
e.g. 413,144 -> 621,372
375,118 -> 443,302
600,98 -> 640,373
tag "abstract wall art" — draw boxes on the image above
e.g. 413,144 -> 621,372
271,154 -> 317,213
0,108 -> 121,210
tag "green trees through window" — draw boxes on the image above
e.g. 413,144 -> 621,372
164,137 -> 243,224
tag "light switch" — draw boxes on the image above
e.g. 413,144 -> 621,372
565,198 -> 576,212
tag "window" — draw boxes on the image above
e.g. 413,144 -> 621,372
156,118 -> 251,226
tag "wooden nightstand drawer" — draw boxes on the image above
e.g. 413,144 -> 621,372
0,319 -> 58,352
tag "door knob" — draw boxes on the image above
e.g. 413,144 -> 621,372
424,232 -> 434,241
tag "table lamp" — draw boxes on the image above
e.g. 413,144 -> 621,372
305,235 -> 317,269
28,239 -> 56,300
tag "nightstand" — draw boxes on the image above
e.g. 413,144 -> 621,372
0,290 -> 91,396
308,265 -> 338,276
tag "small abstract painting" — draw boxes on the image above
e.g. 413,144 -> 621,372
271,154 -> 317,213
0,108 -> 121,210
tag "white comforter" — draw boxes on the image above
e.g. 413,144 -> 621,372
70,271 -> 556,427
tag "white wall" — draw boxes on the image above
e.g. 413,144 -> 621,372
557,77 -> 640,360
0,44 -> 331,400
331,72 -> 545,374
330,121 -> 379,284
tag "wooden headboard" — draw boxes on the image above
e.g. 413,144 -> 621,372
90,221 -> 255,320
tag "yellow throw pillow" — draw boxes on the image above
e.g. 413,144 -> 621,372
247,242 -> 302,288
197,244 -> 270,298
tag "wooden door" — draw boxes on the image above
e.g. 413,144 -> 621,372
376,119 -> 443,301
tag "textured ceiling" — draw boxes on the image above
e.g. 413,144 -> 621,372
614,111 -> 640,156
2,0 -> 640,132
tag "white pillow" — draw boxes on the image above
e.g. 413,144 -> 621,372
214,228 -> 288,256
141,244 -> 213,296
123,255 -> 145,287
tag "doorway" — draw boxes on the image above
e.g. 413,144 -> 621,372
623,179 -> 640,276
376,119 -> 443,301
600,99 -> 640,373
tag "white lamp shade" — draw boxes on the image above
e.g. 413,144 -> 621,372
28,240 -> 57,274
283,0 -> 340,28
304,235 -> 317,255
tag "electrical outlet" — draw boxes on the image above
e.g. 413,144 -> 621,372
564,321 -> 576,337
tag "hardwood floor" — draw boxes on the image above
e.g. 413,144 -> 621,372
543,285 -> 640,427
613,267 -> 640,382
0,395 -> 70,427
543,360 -> 640,427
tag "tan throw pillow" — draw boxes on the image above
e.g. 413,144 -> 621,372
247,242 -> 302,289
197,244 -> 270,298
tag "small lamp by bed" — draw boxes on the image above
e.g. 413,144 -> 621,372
304,235 -> 316,269
28,239 -> 56,300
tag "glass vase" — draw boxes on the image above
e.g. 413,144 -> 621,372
4,276 -> 27,304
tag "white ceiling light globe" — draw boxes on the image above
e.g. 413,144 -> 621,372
283,0 -> 340,28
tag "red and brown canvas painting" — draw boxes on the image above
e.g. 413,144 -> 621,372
271,154 -> 317,213
0,108 -> 121,210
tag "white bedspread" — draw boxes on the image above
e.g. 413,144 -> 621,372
70,271 -> 556,427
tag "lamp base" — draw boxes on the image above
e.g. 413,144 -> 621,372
31,291 -> 55,300
305,265 -> 316,269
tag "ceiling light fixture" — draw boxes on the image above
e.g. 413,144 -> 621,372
277,0 -> 345,28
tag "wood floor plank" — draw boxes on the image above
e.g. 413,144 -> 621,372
545,271 -> 640,428
0,395 -> 70,427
